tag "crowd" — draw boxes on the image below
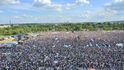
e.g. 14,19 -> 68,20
0,31 -> 124,70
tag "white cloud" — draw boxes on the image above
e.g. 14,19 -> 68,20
114,0 -> 124,3
33,0 -> 90,11
64,3 -> 75,10
76,0 -> 90,5
105,0 -> 124,11
33,0 -> 51,6
79,9 -> 118,22
50,4 -> 62,11
98,9 -> 117,19
0,0 -> 90,11
33,0 -> 62,11
0,0 -> 20,5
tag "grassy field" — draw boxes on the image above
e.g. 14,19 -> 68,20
0,35 -> 4,38
0,35 -> 12,38
0,40 -> 15,44
0,36 -> 16,44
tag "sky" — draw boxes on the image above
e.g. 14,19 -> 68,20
0,0 -> 124,24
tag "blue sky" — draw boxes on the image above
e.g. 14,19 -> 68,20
0,0 -> 124,23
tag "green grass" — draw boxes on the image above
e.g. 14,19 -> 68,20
0,35 -> 16,44
0,38 -> 16,44
0,23 -> 124,36
0,35 -> 12,38
0,35 -> 5,38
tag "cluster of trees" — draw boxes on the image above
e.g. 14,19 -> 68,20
0,22 -> 124,36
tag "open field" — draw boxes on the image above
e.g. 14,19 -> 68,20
0,35 -> 15,44
0,38 -> 16,44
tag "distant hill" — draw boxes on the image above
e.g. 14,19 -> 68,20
109,20 -> 124,23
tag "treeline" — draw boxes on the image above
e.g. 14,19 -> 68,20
0,22 -> 124,35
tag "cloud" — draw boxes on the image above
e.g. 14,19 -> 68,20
104,0 -> 124,21
0,0 -> 90,11
114,0 -> 124,2
33,0 -> 51,7
79,9 -> 118,22
50,4 -> 62,11
97,9 -> 117,19
33,0 -> 90,11
105,0 -> 124,11
12,14 -> 34,19
0,0 -> 20,5
33,0 -> 62,11
76,0 -> 90,5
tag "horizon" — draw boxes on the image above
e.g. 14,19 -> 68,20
0,0 -> 124,23
0,20 -> 124,24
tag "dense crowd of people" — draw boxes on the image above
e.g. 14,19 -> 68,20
0,31 -> 124,70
